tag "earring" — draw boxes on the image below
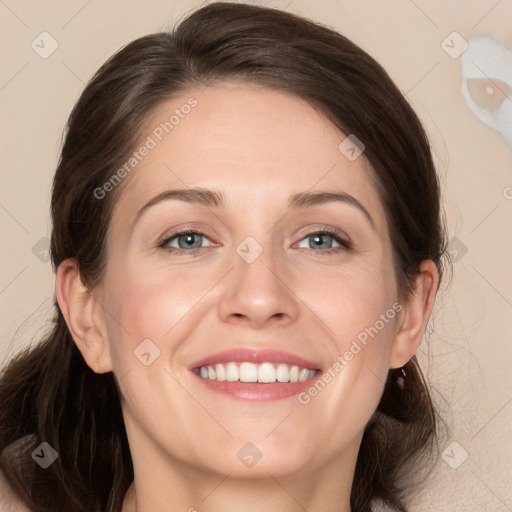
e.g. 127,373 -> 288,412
396,367 -> 406,390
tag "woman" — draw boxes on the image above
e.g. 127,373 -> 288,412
0,2 -> 447,511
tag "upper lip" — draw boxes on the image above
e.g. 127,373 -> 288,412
189,348 -> 322,371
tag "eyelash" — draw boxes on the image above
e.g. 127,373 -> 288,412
157,227 -> 352,257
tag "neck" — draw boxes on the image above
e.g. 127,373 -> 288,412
121,452 -> 354,512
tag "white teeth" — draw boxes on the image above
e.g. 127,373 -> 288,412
258,362 -> 277,383
298,368 -> 310,382
197,362 -> 316,383
215,363 -> 226,381
226,362 -> 239,381
276,363 -> 290,382
239,362 -> 258,382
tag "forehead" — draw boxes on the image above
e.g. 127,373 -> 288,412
110,82 -> 387,231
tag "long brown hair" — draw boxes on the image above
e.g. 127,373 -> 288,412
0,2 -> 447,511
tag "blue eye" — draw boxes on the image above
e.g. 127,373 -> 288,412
159,230 -> 212,255
299,230 -> 352,253
170,232 -> 206,249
299,231 -> 347,251
158,228 -> 351,256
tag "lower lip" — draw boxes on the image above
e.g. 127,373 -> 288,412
191,372 -> 321,401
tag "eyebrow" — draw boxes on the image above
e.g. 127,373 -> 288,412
134,187 -> 375,229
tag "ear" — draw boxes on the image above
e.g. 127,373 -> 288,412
389,259 -> 439,369
55,259 -> 113,374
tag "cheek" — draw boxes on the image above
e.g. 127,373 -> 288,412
294,258 -> 398,422
300,254 -> 398,349
101,265 -> 218,445
101,262 -> 207,366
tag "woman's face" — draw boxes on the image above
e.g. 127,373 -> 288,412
96,82 -> 403,479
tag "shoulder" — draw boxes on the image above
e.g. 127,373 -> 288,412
0,467 -> 32,512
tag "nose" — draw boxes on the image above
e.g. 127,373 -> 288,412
217,242 -> 300,329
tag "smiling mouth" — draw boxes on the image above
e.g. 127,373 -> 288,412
193,362 -> 317,383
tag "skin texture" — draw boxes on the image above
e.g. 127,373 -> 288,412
56,82 -> 438,512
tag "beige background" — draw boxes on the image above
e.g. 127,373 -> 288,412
1,1 -> 511,510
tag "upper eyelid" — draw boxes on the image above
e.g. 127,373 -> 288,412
162,230 -> 214,247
